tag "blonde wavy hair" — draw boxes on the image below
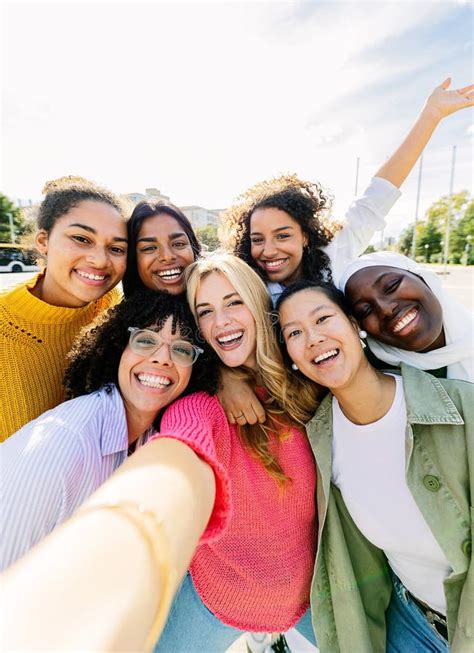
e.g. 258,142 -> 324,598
186,252 -> 321,485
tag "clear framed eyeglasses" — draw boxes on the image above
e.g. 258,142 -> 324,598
127,327 -> 204,366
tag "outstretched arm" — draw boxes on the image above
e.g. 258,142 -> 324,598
375,78 -> 474,188
1,438 -> 215,651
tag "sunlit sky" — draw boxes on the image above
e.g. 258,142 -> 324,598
1,0 -> 473,238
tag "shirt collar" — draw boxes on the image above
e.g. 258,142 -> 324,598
98,385 -> 129,456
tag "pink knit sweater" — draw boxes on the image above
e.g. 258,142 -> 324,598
151,391 -> 317,632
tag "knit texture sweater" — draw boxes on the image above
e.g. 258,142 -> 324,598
0,274 -> 120,441
152,391 -> 318,632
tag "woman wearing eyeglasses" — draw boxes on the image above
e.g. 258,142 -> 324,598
0,289 -> 220,571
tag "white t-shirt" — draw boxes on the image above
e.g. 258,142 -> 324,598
331,375 -> 452,614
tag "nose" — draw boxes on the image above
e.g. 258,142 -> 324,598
86,246 -> 109,268
306,327 -> 326,347
214,308 -> 231,329
159,245 -> 176,263
374,297 -> 399,319
262,240 -> 278,258
150,343 -> 173,367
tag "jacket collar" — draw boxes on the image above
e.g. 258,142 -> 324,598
399,364 -> 464,426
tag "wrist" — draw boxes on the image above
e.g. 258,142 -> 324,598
419,104 -> 443,126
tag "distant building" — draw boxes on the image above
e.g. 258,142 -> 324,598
181,206 -> 221,228
127,188 -> 171,206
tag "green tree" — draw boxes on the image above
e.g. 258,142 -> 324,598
397,224 -> 415,256
196,225 -> 220,252
450,199 -> 474,264
0,193 -> 29,243
417,217 -> 442,263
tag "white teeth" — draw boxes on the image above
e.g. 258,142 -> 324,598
314,349 -> 338,364
392,310 -> 417,333
265,259 -> 287,268
77,270 -> 106,281
137,374 -> 172,388
217,331 -> 243,344
157,268 -> 182,277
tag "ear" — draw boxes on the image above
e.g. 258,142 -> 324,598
303,233 -> 309,248
349,316 -> 360,333
35,230 -> 49,256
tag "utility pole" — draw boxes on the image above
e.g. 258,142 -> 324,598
411,154 -> 423,260
354,157 -> 360,196
443,145 -> 456,276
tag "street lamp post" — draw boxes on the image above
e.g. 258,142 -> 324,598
424,243 -> 430,263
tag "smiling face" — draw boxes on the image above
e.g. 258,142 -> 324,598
35,200 -> 127,307
195,271 -> 257,369
345,265 -> 445,352
279,288 -> 365,391
118,316 -> 193,422
136,213 -> 196,294
250,207 -> 308,284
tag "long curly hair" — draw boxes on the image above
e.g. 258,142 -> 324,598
64,290 -> 219,422
220,174 -> 340,284
186,252 -> 322,486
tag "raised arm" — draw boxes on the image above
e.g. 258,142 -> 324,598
375,78 -> 474,188
1,438 -> 215,651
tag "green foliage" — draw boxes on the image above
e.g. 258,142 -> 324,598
396,191 -> 472,264
363,244 -> 377,254
196,225 -> 220,252
0,194 -> 30,243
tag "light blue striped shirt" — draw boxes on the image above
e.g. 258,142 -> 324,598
0,385 -> 149,570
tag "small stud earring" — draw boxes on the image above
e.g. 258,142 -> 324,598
359,330 -> 367,339
291,363 -> 299,371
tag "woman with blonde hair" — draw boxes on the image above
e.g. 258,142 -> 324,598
150,252 -> 320,652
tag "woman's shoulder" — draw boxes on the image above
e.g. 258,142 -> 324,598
94,286 -> 122,314
162,391 -> 224,423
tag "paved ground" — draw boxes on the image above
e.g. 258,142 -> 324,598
2,265 -> 471,653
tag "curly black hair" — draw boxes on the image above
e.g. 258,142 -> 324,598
38,175 -> 126,234
122,201 -> 202,297
64,290 -> 219,413
220,174 -> 340,285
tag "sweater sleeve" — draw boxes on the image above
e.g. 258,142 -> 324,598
324,177 -> 401,287
149,392 -> 231,543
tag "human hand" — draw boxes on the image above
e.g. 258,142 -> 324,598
423,78 -> 474,122
217,369 -> 266,426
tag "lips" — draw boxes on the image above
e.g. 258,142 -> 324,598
136,373 -> 173,389
75,268 -> 109,286
153,267 -> 184,284
390,307 -> 419,335
259,258 -> 289,273
312,348 -> 340,365
216,330 -> 244,350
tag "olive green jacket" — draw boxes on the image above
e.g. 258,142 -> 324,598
306,364 -> 473,653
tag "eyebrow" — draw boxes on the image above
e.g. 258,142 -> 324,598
195,292 -> 240,309
250,225 -> 295,236
137,232 -> 188,243
67,223 -> 128,242
281,304 -> 333,330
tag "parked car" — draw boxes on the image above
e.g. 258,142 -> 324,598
0,244 -> 39,273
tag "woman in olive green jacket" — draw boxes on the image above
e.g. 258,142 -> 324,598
277,280 -> 473,653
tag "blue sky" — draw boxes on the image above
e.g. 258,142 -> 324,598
1,1 -> 473,238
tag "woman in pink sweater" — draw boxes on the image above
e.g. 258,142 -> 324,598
152,253 -> 320,652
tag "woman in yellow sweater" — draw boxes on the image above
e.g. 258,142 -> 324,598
0,176 -> 128,441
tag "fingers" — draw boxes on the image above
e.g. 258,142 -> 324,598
439,77 -> 451,90
457,83 -> 474,95
252,401 -> 267,425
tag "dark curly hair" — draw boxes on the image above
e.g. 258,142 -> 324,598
38,175 -> 126,234
220,174 -> 340,284
64,290 -> 219,419
122,201 -> 202,297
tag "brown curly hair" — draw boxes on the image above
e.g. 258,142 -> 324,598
64,290 -> 219,426
220,174 -> 340,284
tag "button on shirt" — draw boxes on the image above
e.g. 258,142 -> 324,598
0,385 -> 149,570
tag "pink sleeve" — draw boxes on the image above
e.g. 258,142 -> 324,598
149,392 -> 231,543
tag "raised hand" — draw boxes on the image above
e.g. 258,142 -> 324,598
423,78 -> 474,122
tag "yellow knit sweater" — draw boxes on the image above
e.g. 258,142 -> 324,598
0,274 -> 121,441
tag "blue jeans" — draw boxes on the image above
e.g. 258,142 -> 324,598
386,573 -> 449,652
155,573 -> 316,652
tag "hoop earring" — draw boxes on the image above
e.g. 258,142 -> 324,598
291,363 -> 299,371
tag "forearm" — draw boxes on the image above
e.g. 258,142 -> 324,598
375,107 -> 440,188
1,438 -> 215,651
